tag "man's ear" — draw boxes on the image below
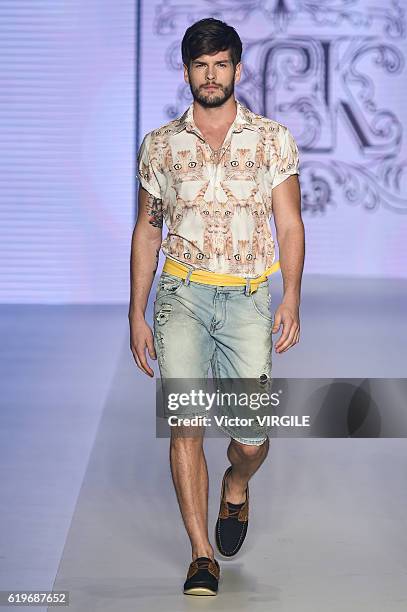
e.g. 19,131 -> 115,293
234,62 -> 242,85
183,64 -> 190,85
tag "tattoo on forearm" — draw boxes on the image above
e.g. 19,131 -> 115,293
153,247 -> 159,277
147,194 -> 163,228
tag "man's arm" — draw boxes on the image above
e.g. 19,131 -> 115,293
271,174 -> 305,353
128,186 -> 163,376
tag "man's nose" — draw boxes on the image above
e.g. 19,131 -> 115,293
206,68 -> 215,80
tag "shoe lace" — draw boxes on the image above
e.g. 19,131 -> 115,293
224,470 -> 247,517
226,504 -> 243,517
195,558 -> 215,570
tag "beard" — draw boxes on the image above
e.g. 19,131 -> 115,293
189,78 -> 235,108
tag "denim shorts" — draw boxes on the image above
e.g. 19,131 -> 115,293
153,271 -> 274,445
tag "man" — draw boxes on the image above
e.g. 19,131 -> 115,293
129,17 -> 304,596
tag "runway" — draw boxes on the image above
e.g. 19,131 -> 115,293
1,273 -> 406,611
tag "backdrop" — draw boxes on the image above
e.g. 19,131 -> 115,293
1,0 -> 406,303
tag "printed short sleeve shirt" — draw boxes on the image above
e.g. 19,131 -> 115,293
137,99 -> 300,278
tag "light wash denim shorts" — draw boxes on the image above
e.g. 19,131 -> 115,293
153,271 -> 274,445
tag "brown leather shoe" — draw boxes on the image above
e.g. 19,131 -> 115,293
215,466 -> 249,557
183,557 -> 220,596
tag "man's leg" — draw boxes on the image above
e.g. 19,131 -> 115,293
211,282 -> 273,558
153,278 -> 217,563
225,436 -> 270,503
211,282 -> 273,502
170,425 -> 215,561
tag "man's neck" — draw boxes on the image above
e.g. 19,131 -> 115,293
192,97 -> 237,130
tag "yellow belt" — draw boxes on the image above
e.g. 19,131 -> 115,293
162,257 -> 280,295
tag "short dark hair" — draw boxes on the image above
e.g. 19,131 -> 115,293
181,18 -> 242,69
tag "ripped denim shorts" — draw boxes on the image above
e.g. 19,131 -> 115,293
153,271 -> 274,445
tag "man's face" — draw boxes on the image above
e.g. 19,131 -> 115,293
184,50 -> 241,108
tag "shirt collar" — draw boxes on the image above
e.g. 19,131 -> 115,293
173,99 -> 257,135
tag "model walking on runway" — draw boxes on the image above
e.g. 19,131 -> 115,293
129,17 -> 304,596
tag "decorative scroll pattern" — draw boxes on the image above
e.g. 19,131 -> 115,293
153,0 -> 407,214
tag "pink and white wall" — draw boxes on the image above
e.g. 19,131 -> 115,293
1,0 -> 406,303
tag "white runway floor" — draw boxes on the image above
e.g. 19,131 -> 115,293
1,274 -> 406,611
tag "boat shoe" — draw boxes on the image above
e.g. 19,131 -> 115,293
215,465 -> 249,557
183,556 -> 220,596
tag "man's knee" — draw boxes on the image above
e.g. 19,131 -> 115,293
231,436 -> 269,459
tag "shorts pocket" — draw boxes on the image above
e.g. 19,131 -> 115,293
156,273 -> 184,297
250,285 -> 273,322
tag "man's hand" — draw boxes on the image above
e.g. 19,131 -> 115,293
272,297 -> 300,353
129,314 -> 157,377
271,172 -> 304,353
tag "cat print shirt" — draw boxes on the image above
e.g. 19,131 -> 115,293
137,99 -> 300,278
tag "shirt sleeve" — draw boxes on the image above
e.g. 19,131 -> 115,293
271,125 -> 300,190
136,131 -> 163,200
